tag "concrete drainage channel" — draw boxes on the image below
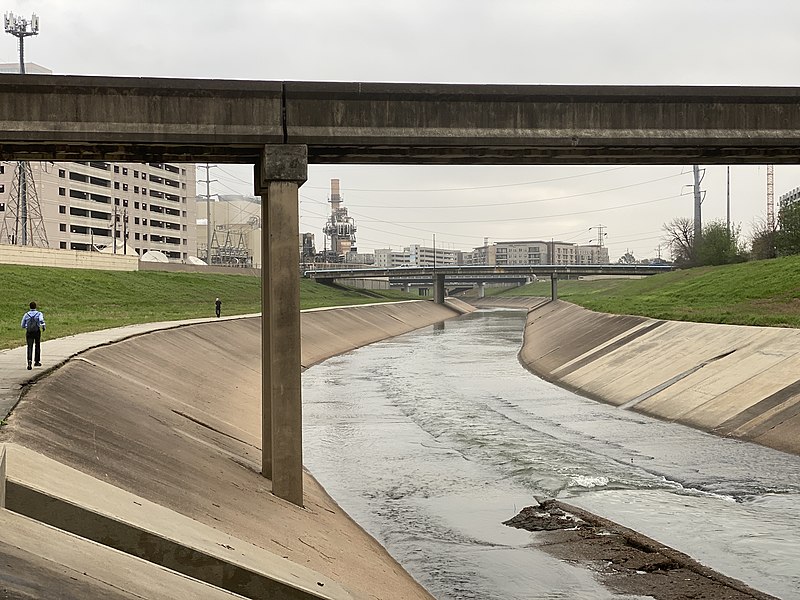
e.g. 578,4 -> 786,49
0,445 -> 360,600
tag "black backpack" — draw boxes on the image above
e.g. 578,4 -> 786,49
26,312 -> 40,333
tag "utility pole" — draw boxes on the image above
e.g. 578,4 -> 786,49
726,166 -> 731,237
123,208 -> 128,255
692,165 -> 704,245
113,206 -> 118,254
197,163 -> 218,264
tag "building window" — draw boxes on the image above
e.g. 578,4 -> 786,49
134,202 -> 140,209
0,165 -> 3,174
59,205 -> 66,214
59,223 -> 66,232
114,182 -> 120,190
133,170 -> 139,178
122,184 -> 128,191
142,188 -> 147,195
60,241 -> 67,249
59,187 -> 66,196
134,186 -> 139,194
113,165 -> 119,173
115,198 -> 120,206
122,167 -> 128,175
134,232 -> 140,240
142,204 -> 147,210
123,199 -> 128,207
143,234 -> 148,241
0,185 -> 3,193
58,169 -> 65,178
142,219 -> 147,225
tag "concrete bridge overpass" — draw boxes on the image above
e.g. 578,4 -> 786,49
1,74 -> 799,505
306,264 -> 673,302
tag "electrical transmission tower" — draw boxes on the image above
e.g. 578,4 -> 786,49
0,162 -> 48,246
1,12 -> 48,247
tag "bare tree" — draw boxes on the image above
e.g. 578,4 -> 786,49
662,217 -> 694,266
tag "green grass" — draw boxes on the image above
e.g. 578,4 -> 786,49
0,265 -> 417,350
494,255 -> 800,328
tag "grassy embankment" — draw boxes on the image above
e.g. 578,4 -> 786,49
492,254 -> 800,328
0,265 -> 416,350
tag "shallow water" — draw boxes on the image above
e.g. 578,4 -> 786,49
303,309 -> 800,599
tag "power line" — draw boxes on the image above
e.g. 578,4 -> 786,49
303,166 -> 628,193
344,170 -> 687,209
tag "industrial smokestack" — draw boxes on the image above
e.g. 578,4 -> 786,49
330,179 -> 341,211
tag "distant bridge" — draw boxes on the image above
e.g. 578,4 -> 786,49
305,264 -> 674,302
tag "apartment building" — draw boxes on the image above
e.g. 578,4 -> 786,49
374,248 -> 409,267
373,245 -> 462,268
0,160 -> 197,260
466,240 -> 609,265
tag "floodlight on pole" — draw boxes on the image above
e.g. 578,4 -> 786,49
4,12 -> 39,75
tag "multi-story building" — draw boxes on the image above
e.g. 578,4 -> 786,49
407,244 -> 462,267
465,240 -> 609,266
374,248 -> 409,268
779,187 -> 800,211
0,160 -> 197,260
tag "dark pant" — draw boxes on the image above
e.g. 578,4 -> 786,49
215,306 -> 221,318
26,330 -> 41,365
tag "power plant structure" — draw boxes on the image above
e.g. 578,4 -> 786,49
322,179 -> 357,261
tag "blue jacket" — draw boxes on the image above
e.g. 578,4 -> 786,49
21,310 -> 46,332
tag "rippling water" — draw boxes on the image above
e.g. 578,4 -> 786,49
303,309 -> 800,599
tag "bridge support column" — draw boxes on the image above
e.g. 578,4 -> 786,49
433,273 -> 446,304
550,274 -> 558,301
477,282 -> 486,299
404,283 -> 411,293
256,144 -> 307,507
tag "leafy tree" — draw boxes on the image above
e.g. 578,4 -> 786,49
696,219 -> 745,266
749,218 -> 777,260
617,251 -> 637,264
662,217 -> 695,267
776,201 -> 800,256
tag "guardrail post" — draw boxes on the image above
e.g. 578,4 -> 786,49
256,145 -> 307,507
551,273 -> 558,301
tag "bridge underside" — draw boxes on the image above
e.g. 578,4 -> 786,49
3,76 -> 800,164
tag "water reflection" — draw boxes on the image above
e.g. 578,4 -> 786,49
303,309 -> 800,600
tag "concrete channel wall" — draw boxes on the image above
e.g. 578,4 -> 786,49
0,299 -> 468,600
516,300 -> 800,456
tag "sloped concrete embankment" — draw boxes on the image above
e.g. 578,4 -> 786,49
0,300 -> 462,600
518,300 -> 800,456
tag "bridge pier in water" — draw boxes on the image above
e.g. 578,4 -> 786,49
257,144 -> 307,507
434,273 -> 446,304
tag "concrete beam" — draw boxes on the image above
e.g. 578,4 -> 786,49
4,75 -> 800,164
257,145 -> 307,507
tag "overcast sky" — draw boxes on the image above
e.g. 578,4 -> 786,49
5,0 -> 800,259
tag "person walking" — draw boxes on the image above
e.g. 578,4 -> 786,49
21,301 -> 46,370
215,297 -> 221,318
